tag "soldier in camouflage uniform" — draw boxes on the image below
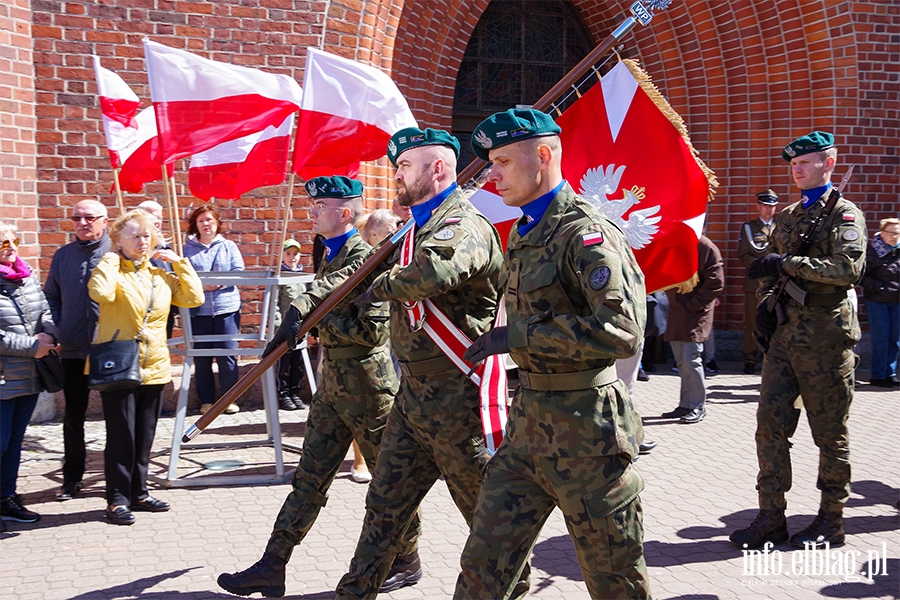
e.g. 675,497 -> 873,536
265,129 -> 528,599
730,132 -> 866,551
456,109 -> 651,599
216,176 -> 417,598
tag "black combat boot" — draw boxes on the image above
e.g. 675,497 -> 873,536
379,550 -> 422,592
217,552 -> 287,598
789,511 -> 844,549
729,509 -> 788,549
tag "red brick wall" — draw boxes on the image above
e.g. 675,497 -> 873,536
19,0 -> 900,334
0,0 -> 39,272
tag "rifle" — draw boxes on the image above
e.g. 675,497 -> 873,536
753,165 -> 855,353
182,0 -> 674,443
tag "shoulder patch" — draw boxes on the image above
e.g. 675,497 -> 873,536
842,229 -> 859,241
588,266 -> 611,291
433,228 -> 455,241
841,213 -> 856,222
582,231 -> 604,247
444,217 -> 461,224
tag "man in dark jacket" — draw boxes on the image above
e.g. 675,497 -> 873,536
43,199 -> 110,501
662,235 -> 724,424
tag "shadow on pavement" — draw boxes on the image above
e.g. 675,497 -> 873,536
819,558 -> 900,599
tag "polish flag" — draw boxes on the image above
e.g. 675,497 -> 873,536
467,183 -> 518,251
143,38 -> 303,164
116,106 -> 171,194
557,60 -> 714,293
292,48 -> 418,179
92,57 -> 142,169
188,115 -> 293,201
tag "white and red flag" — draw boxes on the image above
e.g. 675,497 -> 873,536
188,115 -> 293,201
467,182 -> 520,251
557,60 -> 715,293
92,56 -> 142,168
142,38 -> 303,164
292,48 -> 417,180
116,106 -> 172,194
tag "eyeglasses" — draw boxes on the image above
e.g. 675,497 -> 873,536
0,238 -> 20,250
71,215 -> 104,223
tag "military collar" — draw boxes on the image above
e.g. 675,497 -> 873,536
323,228 -> 358,263
518,180 -> 566,237
410,183 -> 458,228
508,182 -> 576,249
800,183 -> 832,210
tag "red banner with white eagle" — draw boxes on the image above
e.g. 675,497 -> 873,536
557,60 -> 716,293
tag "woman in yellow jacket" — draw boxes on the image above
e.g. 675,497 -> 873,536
88,210 -> 203,526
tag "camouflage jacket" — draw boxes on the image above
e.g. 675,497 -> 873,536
760,188 -> 866,347
503,183 -> 647,457
292,188 -> 504,364
316,232 -> 397,397
738,218 -> 776,292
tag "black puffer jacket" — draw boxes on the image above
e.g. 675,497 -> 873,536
861,234 -> 900,305
0,272 -> 57,399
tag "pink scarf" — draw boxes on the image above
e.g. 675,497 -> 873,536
0,255 -> 31,283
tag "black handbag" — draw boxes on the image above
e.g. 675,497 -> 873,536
87,278 -> 155,392
35,350 -> 65,393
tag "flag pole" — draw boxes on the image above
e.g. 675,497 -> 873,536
182,0 -> 674,442
161,165 -> 178,255
112,168 -> 126,214
274,173 -> 295,277
169,168 -> 184,255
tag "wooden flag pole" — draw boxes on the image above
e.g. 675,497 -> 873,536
274,173 -> 296,277
112,168 -> 126,214
169,169 -> 184,255
161,165 -> 178,254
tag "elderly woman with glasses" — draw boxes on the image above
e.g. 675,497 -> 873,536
88,210 -> 203,525
0,221 -> 58,528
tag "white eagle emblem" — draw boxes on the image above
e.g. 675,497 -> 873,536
474,129 -> 492,149
579,164 -> 661,250
306,181 -> 317,195
387,139 -> 397,156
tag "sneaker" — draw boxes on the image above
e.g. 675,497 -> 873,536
0,495 -> 41,523
56,481 -> 83,502
729,509 -> 788,549
637,368 -> 649,382
290,395 -> 308,410
218,552 -> 287,598
705,360 -> 720,374
224,403 -> 240,414
278,395 -> 297,411
351,466 -> 372,483
200,403 -> 213,414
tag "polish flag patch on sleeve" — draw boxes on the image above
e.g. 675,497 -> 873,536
582,231 -> 604,247
841,213 -> 856,222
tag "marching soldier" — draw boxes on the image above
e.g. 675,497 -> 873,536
216,177 -> 418,598
456,108 -> 651,599
730,132 -> 866,550
737,189 -> 779,374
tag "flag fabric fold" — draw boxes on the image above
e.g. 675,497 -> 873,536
557,60 -> 716,293
188,115 -> 293,201
292,48 -> 418,179
143,39 -> 303,164
92,57 -> 142,169
116,106 -> 171,194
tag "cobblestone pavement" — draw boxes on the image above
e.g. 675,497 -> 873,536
3,362 -> 898,599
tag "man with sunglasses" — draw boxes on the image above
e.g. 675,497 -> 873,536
44,200 -> 110,502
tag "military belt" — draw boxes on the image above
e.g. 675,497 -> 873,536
398,355 -> 456,377
323,345 -> 379,361
786,290 -> 847,307
518,366 -> 617,391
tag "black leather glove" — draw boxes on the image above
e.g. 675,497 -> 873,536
755,303 -> 777,340
463,326 -> 510,364
263,305 -> 303,357
354,285 -> 380,307
748,254 -> 784,279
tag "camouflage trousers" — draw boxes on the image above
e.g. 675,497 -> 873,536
265,387 -> 419,561
334,369 -> 504,599
455,449 -> 651,600
756,338 -> 855,514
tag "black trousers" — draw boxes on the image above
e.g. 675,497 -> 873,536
101,384 -> 164,506
277,349 -> 306,396
61,358 -> 91,485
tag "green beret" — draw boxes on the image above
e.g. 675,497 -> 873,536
470,108 -> 562,161
757,189 -> 778,204
305,176 -> 363,199
782,131 -> 834,162
387,127 -> 460,167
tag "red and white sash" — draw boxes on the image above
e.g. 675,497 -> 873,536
400,223 -> 509,454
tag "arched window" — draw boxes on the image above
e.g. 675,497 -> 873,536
452,0 -> 594,167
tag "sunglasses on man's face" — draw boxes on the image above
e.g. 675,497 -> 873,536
71,215 -> 103,223
0,238 -> 20,250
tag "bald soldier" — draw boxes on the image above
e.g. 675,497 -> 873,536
216,177 -> 417,598
730,131 -> 866,550
456,109 -> 650,599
